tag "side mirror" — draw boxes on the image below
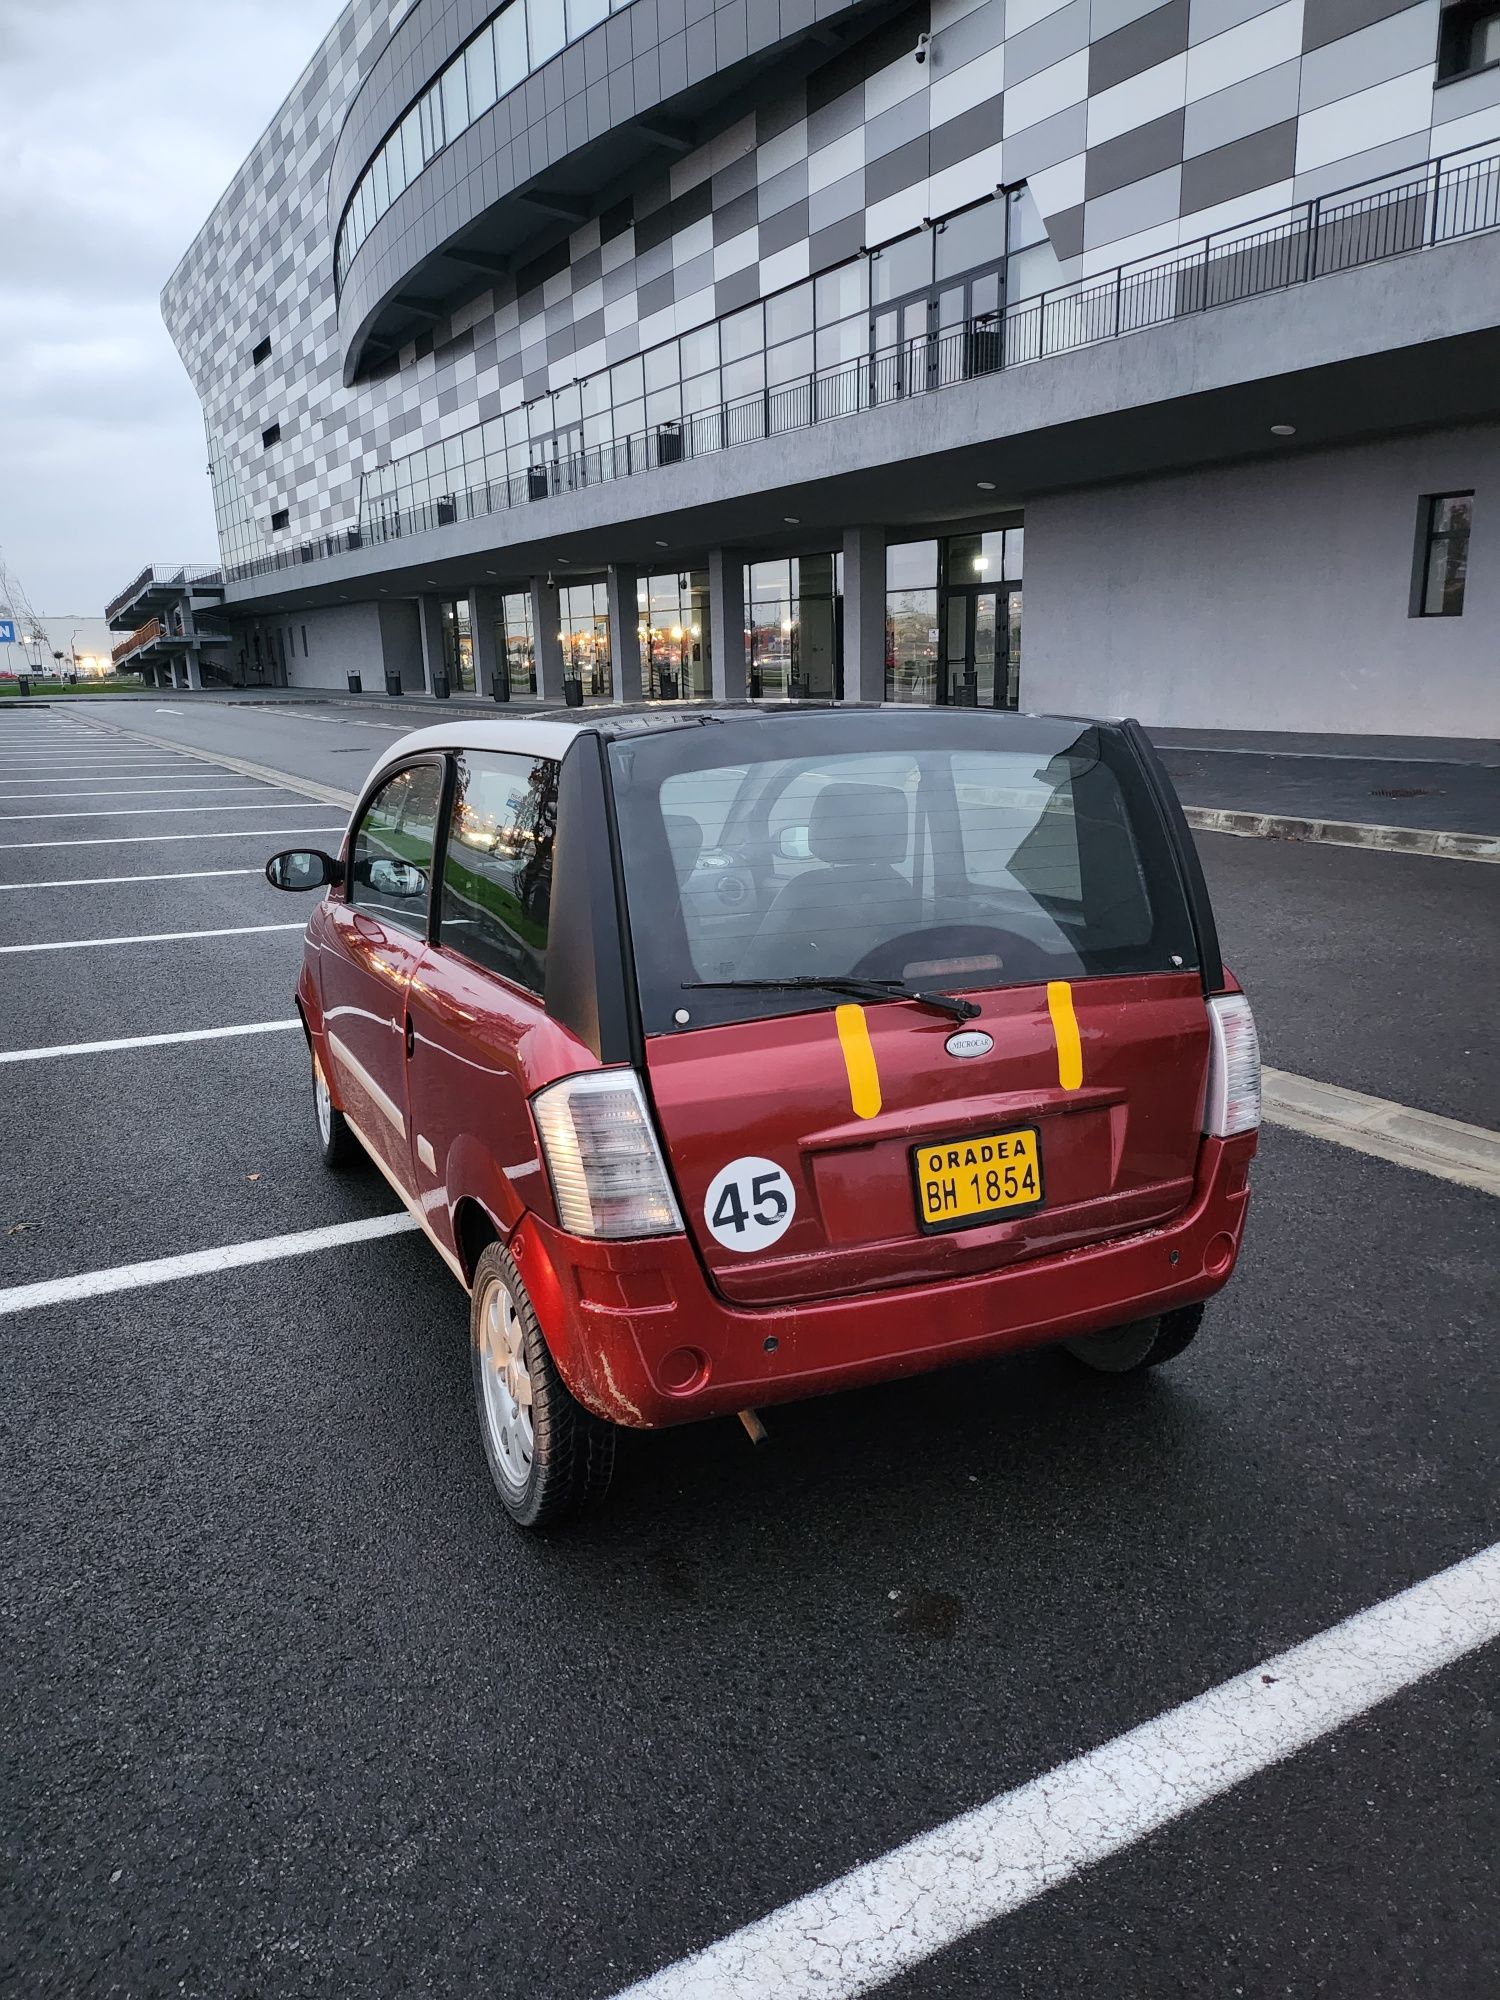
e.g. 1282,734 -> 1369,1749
367,857 -> 427,899
266,848 -> 340,891
777,824 -> 813,861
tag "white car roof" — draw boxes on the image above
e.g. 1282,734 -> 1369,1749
371,714 -> 595,769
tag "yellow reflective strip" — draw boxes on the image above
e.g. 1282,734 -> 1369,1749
1047,980 -> 1084,1091
835,1003 -> 882,1119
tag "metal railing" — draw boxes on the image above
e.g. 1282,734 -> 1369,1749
224,138 -> 1500,587
112,617 -> 163,665
105,563 -> 224,623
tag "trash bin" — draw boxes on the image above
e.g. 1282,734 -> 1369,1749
346,671 -> 363,694
17,676 -> 31,697
383,668 -> 403,696
432,671 -> 451,700
490,664 -> 511,704
563,677 -> 584,708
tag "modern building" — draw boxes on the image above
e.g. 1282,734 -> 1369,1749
159,0 -> 1500,734
105,566 -> 231,688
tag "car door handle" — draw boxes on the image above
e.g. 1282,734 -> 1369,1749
404,1013 -> 415,1059
352,912 -> 387,945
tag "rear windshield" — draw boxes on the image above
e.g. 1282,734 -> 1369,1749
608,713 -> 1198,1033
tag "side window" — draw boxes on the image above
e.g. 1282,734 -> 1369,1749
439,749 -> 559,995
349,762 -> 443,936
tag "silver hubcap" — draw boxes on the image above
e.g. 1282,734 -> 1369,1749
478,1278 -> 535,1494
313,1056 -> 333,1147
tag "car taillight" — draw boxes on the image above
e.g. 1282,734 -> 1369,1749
531,1070 -> 684,1239
1204,993 -> 1261,1137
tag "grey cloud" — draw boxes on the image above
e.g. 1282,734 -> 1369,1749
0,0 -> 330,608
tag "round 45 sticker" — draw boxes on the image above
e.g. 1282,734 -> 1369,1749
703,1156 -> 796,1252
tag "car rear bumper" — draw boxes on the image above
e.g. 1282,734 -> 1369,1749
512,1132 -> 1257,1429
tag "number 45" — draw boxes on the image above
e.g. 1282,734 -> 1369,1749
712,1170 -> 789,1234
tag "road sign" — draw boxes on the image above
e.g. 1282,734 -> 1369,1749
0,620 -> 16,644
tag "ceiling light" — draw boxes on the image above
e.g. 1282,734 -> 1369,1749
1270,423 -> 1296,437
655,539 -> 668,547
783,515 -> 799,524
976,480 -> 996,491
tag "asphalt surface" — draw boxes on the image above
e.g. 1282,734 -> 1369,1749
56,694 -> 1500,833
3,703 -> 1497,1999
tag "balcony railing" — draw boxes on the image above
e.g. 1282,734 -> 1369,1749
105,563 -> 224,623
112,618 -> 162,665
222,138 -> 1500,587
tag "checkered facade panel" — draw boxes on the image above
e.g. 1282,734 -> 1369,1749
162,0 -> 1500,572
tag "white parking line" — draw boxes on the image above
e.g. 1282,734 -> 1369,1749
0,922 -> 305,955
0,784 -> 273,801
612,1542 -> 1500,2000
0,1019 -> 302,1064
0,801 -> 317,822
0,1212 -> 420,1316
0,868 -> 265,891
0,777 -> 232,790
0,826 -> 344,850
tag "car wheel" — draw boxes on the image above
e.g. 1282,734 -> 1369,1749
470,1241 -> 616,1529
1062,1302 -> 1204,1374
311,1045 -> 360,1168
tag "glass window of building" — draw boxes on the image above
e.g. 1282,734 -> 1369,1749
559,579 -> 612,696
440,598 -> 475,692
440,750 -> 558,996
496,593 -> 536,695
938,530 -> 1023,711
440,55 -> 468,137
526,0 -> 566,66
638,572 -> 711,699
566,0 -> 609,37
465,30 -> 498,116
495,3 -> 528,88
885,541 -> 939,704
1415,493 -> 1473,616
936,202 -> 1003,281
746,556 -> 840,700
872,231 -> 933,304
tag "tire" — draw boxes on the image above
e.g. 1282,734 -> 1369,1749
1062,1302 -> 1204,1375
469,1241 -> 615,1529
311,1043 -> 360,1169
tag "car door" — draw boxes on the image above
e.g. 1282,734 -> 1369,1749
320,757 -> 445,1196
407,747 -> 568,1257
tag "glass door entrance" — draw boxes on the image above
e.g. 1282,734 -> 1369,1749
941,586 -> 1021,708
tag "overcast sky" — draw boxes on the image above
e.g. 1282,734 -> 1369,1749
0,0 -> 338,618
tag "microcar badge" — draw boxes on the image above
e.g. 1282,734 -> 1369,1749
944,1029 -> 993,1059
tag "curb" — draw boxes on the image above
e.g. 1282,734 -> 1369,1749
1184,805 -> 1500,864
1262,1068 -> 1500,1198
70,711 -> 357,811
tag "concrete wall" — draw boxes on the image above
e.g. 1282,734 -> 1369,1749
378,600 -> 426,692
255,602 -> 386,689
1023,423 -> 1500,739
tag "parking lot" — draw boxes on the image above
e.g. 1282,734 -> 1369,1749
3,699 -> 1497,1998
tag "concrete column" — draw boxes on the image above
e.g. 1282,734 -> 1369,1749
470,587 -> 502,699
183,650 -> 203,691
840,524 -> 887,704
417,595 -> 445,696
606,564 -> 642,703
530,575 -> 563,703
708,548 -> 747,702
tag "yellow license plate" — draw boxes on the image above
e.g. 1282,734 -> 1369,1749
912,1127 -> 1044,1233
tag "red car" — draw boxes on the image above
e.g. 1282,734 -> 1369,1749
267,707 -> 1259,1528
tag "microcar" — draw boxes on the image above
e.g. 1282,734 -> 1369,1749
266,707 -> 1259,1527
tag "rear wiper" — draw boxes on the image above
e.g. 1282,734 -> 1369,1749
682,975 -> 980,1024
